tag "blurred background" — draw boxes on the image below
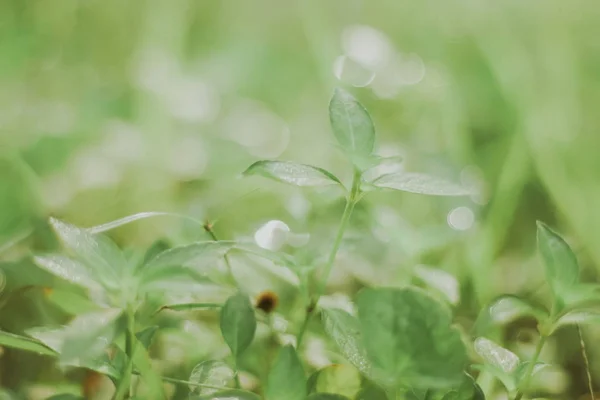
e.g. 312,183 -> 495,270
1,0 -> 600,398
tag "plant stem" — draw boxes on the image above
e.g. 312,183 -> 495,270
204,221 -> 237,286
114,310 -> 136,400
578,324 -> 595,400
513,334 -> 547,400
296,170 -> 361,347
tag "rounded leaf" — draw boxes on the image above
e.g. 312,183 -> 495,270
357,287 -> 468,389
473,337 -> 519,375
189,360 -> 235,396
220,293 -> 257,357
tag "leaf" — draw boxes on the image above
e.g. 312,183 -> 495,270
46,395 -> 84,400
474,337 -> 519,375
413,265 -> 460,305
136,326 -> 159,349
321,308 -> 373,379
33,255 -> 103,293
243,160 -> 343,187
188,360 -> 236,396
156,303 -> 222,314
191,390 -> 261,400
369,172 -> 472,196
355,382 -> 388,400
357,287 -> 468,389
86,212 -> 204,234
307,395 -> 350,400
220,293 -> 257,357
49,218 -> 126,289
129,336 -> 165,398
329,88 -> 375,162
551,310 -> 600,332
536,221 -> 580,303
59,308 -> 123,365
514,361 -> 551,385
473,295 -> 548,336
441,374 -> 486,400
44,287 -> 102,315
314,364 -> 361,398
265,345 -> 306,400
0,330 -> 57,356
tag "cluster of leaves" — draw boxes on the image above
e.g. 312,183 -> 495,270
0,89 -> 592,400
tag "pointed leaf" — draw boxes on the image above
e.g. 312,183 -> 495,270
49,218 -> 126,288
156,303 -> 222,314
192,390 -> 261,400
220,293 -> 257,357
33,255 -> 102,293
243,160 -> 343,187
136,326 -> 159,349
486,295 -> 548,326
474,337 -> 519,374
265,345 -> 306,400
59,308 -> 123,365
536,221 -> 579,302
130,336 -> 165,398
357,287 -> 468,389
45,287 -> 102,315
370,172 -> 472,196
329,88 -> 375,162
0,330 -> 57,356
188,360 -> 236,396
321,308 -> 373,379
86,212 -> 204,234
441,374 -> 485,400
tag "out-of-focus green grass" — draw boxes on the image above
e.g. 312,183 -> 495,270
1,0 -> 600,398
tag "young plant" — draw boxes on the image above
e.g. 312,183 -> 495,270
243,88 -> 473,348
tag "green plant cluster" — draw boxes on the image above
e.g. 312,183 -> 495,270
0,90 -> 597,400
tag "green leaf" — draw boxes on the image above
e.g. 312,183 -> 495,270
33,255 -> 103,293
49,218 -> 126,289
59,308 -> 123,365
441,374 -> 485,400
357,287 -> 468,389
536,221 -> 580,303
265,345 -> 306,400
46,395 -> 84,400
321,308 -> 373,380
136,326 -> 159,349
86,212 -> 204,234
129,336 -> 165,398
329,88 -> 375,163
369,172 -> 472,196
188,360 -> 236,396
191,390 -> 261,400
0,330 -> 57,356
473,337 -> 519,391
45,287 -> 102,315
307,394 -> 350,400
474,295 -> 548,335
156,303 -> 222,314
355,382 -> 387,400
551,309 -> 600,332
314,364 -> 361,398
243,160 -> 343,187
220,293 -> 257,357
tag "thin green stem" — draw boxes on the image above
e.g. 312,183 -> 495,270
204,221 -> 237,286
513,334 -> 547,400
578,324 -> 595,400
233,357 -> 242,389
114,310 -> 136,400
296,170 -> 361,347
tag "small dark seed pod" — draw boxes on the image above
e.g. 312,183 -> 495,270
255,291 -> 279,314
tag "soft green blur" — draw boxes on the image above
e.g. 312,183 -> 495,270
1,0 -> 600,398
